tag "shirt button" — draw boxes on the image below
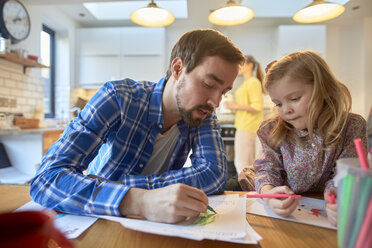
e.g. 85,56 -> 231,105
159,124 -> 163,128
139,164 -> 144,168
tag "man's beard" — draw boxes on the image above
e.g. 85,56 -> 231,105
176,78 -> 214,127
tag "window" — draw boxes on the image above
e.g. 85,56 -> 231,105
40,25 -> 55,118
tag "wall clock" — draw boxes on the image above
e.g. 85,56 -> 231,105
0,0 -> 31,44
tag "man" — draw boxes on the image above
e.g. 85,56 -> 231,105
30,29 -> 245,224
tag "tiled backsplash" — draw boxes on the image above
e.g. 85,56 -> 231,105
0,60 -> 43,119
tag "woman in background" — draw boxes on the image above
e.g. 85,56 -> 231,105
225,55 -> 264,178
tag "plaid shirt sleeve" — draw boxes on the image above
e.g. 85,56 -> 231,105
30,82 -> 131,216
30,78 -> 228,216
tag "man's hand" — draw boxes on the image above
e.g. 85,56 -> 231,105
119,183 -> 209,224
261,185 -> 299,217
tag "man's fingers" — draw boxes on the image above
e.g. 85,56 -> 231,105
178,184 -> 209,207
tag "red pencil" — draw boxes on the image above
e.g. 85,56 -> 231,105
354,138 -> 370,169
328,193 -> 336,204
245,194 -> 303,198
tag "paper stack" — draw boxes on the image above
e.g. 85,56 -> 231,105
100,194 -> 262,244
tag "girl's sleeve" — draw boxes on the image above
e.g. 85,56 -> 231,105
253,120 -> 285,193
324,114 -> 368,193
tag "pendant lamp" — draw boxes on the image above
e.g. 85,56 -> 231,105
293,0 -> 345,23
130,0 -> 175,27
208,0 -> 254,26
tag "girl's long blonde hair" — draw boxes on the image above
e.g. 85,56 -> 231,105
264,50 -> 351,148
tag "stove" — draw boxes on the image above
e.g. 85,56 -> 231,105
220,124 -> 235,144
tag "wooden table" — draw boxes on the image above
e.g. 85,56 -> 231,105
0,185 -> 337,248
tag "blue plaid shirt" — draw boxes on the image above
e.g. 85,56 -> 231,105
30,77 -> 227,216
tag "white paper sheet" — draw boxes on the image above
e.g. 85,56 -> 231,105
246,196 -> 337,230
98,194 -> 261,244
16,201 -> 98,239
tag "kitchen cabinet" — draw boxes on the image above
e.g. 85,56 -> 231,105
79,27 -> 121,56
76,27 -> 165,88
43,129 -> 64,155
79,56 -> 121,86
276,25 -> 326,57
120,27 -> 164,55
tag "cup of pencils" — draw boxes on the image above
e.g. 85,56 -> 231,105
335,141 -> 372,248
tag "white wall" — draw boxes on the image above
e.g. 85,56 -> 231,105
327,17 -> 371,118
363,17 -> 372,117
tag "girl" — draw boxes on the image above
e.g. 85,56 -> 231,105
246,50 -> 368,225
225,55 -> 264,176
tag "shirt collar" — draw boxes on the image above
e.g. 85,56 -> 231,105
148,76 -> 166,125
293,128 -> 309,138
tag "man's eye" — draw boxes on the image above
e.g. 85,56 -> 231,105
203,82 -> 213,88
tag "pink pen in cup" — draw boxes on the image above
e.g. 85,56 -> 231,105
328,193 -> 336,204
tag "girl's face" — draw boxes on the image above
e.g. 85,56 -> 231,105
267,75 -> 313,130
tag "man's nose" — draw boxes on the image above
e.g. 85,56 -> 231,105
207,92 -> 222,109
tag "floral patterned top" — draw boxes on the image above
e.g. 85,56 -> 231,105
254,113 -> 368,194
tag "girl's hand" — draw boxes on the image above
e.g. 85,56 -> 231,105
324,189 -> 338,226
262,185 -> 299,217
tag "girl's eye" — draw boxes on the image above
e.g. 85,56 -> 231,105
291,97 -> 300,101
275,103 -> 282,108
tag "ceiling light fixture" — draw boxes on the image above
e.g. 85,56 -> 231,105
208,0 -> 254,26
293,0 -> 345,23
130,0 -> 175,27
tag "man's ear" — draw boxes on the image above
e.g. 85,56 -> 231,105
171,57 -> 184,80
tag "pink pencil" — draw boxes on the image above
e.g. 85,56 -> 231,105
328,193 -> 336,204
353,138 -> 370,169
246,194 -> 303,198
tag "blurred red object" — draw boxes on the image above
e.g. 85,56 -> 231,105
0,211 -> 75,248
27,54 -> 39,62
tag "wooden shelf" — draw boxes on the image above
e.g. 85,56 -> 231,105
0,52 -> 49,73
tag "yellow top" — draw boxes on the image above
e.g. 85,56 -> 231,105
234,77 -> 263,133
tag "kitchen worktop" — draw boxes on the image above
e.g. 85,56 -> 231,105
0,126 -> 66,136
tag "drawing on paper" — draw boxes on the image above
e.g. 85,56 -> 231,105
296,203 -> 323,217
188,209 -> 217,226
246,196 -> 337,229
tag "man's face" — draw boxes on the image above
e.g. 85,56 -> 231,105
175,56 -> 239,127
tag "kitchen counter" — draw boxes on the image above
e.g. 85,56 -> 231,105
0,127 -> 65,178
0,127 -> 65,136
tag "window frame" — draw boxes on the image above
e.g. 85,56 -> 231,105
42,24 -> 56,118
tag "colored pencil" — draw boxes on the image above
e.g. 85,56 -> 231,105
207,205 -> 217,214
328,193 -> 336,204
353,138 -> 370,169
245,193 -> 303,198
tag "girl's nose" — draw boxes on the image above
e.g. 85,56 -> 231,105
283,103 -> 293,114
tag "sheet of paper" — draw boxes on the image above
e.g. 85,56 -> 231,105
99,194 -> 261,244
246,196 -> 337,230
16,201 -> 98,239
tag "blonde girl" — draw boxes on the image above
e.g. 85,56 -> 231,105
250,50 -> 368,225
